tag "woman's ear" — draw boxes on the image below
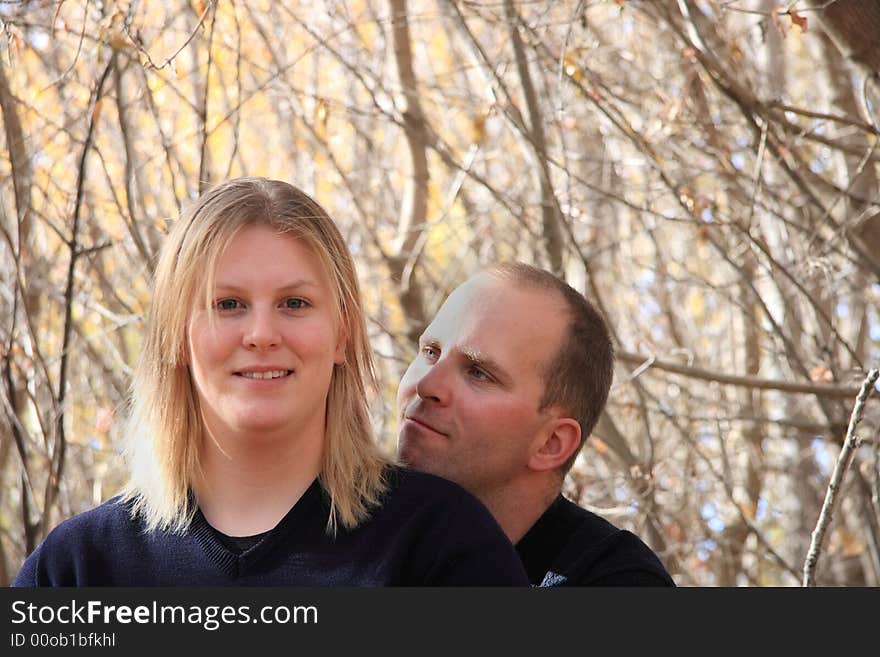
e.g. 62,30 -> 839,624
528,418 -> 582,472
334,327 -> 347,365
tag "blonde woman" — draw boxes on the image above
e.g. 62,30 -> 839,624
14,178 -> 528,586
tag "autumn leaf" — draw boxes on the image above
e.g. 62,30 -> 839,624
589,436 -> 608,455
789,10 -> 808,32
809,365 -> 834,383
95,407 -> 114,434
313,97 -> 330,142
738,500 -> 757,520
91,97 -> 103,125
564,53 -> 584,83
470,112 -> 486,143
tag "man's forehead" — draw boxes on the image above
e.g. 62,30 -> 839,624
426,274 -> 567,351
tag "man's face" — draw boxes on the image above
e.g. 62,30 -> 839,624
396,273 -> 568,502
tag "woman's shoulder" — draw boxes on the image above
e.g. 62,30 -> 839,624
371,465 -> 529,585
42,496 -> 136,541
383,464 -> 481,505
378,465 -> 502,530
12,496 -> 139,586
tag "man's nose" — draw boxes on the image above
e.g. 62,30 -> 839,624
415,360 -> 451,405
243,307 -> 281,350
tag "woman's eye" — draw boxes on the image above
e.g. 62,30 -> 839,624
283,298 -> 308,310
214,298 -> 241,311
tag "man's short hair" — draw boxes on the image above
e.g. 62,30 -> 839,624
485,263 -> 614,473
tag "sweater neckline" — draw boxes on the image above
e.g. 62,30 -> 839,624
189,478 -> 327,578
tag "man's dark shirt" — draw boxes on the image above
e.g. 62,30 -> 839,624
516,494 -> 675,586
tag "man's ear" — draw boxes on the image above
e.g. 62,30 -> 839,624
528,418 -> 582,472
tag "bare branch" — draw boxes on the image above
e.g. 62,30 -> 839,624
803,368 -> 880,586
619,350 -> 869,400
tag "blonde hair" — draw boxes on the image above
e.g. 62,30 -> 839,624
122,177 -> 389,533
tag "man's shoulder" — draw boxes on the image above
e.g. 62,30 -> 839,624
525,495 -> 675,587
549,495 -> 623,541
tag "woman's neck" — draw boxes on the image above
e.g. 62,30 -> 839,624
194,426 -> 324,536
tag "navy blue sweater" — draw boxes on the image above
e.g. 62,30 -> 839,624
13,468 -> 529,586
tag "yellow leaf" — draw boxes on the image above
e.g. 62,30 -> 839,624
563,54 -> 584,83
686,289 -> 705,319
470,111 -> 486,144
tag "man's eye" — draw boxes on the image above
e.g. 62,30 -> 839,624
283,298 -> 308,310
422,346 -> 439,360
468,367 -> 490,381
214,298 -> 241,311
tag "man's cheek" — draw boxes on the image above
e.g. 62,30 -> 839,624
397,366 -> 420,407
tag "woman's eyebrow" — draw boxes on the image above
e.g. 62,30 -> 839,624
214,279 -> 321,291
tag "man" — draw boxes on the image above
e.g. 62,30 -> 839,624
397,262 -> 674,586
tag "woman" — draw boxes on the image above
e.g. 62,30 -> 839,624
14,178 -> 528,586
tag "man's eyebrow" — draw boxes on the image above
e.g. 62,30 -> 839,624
460,347 -> 512,384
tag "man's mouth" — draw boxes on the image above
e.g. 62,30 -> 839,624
405,415 -> 447,436
235,370 -> 293,380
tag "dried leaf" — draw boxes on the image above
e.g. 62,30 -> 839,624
559,115 -> 577,131
95,407 -> 114,434
470,112 -> 486,143
738,500 -> 757,520
91,97 -> 103,126
809,365 -> 834,383
564,54 -> 584,83
589,436 -> 608,455
789,10 -> 808,32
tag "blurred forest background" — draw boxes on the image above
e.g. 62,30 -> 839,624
2,0 -> 880,586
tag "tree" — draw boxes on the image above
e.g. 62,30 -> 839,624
1,0 -> 877,586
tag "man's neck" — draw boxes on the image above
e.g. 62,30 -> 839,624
481,481 -> 560,545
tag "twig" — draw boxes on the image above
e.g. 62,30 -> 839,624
41,56 -> 115,539
125,0 -> 215,71
803,368 -> 880,586
618,350 -> 868,400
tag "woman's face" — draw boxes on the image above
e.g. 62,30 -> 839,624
187,224 -> 345,444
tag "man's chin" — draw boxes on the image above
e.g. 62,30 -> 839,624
396,439 -> 437,474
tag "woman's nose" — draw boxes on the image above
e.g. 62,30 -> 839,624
243,308 -> 281,350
